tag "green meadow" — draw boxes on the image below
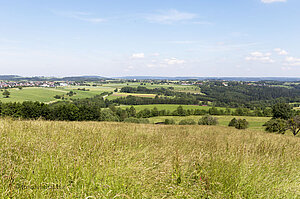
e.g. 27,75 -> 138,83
103,82 -> 203,94
149,115 -> 270,131
0,87 -> 67,103
0,82 -> 201,103
120,104 -> 234,112
0,86 -> 112,103
106,92 -> 157,100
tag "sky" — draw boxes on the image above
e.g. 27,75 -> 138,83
0,0 -> 299,77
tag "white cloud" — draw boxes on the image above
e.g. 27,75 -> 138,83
169,40 -> 199,44
286,56 -> 300,62
124,65 -> 134,72
146,64 -> 156,68
54,11 -> 105,23
131,53 -> 145,59
281,66 -> 292,71
274,48 -> 288,55
285,56 -> 300,66
151,53 -> 160,57
127,66 -> 134,69
245,51 -> 274,63
164,58 -> 185,65
261,0 -> 287,3
250,51 -> 264,57
146,9 -> 197,24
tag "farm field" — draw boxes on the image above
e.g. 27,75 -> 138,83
0,87 -> 67,103
0,119 -> 299,198
149,115 -> 271,130
0,82 -> 202,103
104,82 -> 203,94
56,86 -> 113,100
120,104 -> 234,112
106,92 -> 157,100
0,86 -> 111,103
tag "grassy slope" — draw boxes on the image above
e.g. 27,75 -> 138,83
106,92 -> 157,100
0,86 -> 113,103
0,119 -> 299,198
149,115 -> 270,131
0,83 -> 202,102
104,82 -> 203,94
121,104 -> 234,112
0,87 -> 67,103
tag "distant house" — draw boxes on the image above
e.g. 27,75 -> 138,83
59,83 -> 68,86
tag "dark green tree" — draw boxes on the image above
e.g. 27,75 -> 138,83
164,118 -> 175,125
3,90 -> 10,98
264,119 -> 287,134
179,119 -> 196,125
128,106 -> 136,117
272,103 -> 293,120
228,118 -> 237,127
177,106 -> 186,116
287,115 -> 300,136
234,119 -> 249,129
198,115 -> 218,125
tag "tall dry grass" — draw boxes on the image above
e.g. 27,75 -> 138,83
0,118 -> 299,198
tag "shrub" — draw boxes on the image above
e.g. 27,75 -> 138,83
124,117 -> 150,124
264,118 -> 287,134
286,115 -> 300,136
164,118 -> 175,125
228,118 -> 237,127
234,119 -> 249,129
179,119 -> 196,125
198,115 -> 218,125
99,109 -> 119,122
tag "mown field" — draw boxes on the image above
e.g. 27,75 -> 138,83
121,104 -> 234,112
106,92 -> 157,100
103,82 -> 203,94
0,119 -> 299,198
0,86 -> 111,103
0,87 -> 67,103
149,115 -> 270,131
0,82 -> 201,103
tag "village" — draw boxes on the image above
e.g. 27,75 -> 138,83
0,81 -> 78,89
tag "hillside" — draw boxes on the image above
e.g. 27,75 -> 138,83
0,119 -> 299,198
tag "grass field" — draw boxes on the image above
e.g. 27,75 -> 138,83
121,104 -> 234,112
0,86 -> 112,103
103,82 -> 204,94
0,119 -> 299,198
106,92 -> 157,100
0,82 -> 200,103
0,87 -> 67,103
149,115 -> 270,131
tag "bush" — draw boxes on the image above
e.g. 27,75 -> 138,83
179,119 -> 196,125
264,118 -> 287,134
234,119 -> 249,129
99,109 -> 119,122
228,118 -> 237,127
287,115 -> 300,136
164,118 -> 175,125
124,117 -> 150,124
198,115 -> 218,125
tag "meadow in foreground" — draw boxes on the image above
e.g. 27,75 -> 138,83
0,119 -> 299,198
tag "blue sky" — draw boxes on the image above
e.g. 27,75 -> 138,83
0,0 -> 299,77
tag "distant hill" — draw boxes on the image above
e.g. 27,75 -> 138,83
0,75 -> 299,82
0,75 -> 108,81
0,75 -> 21,80
116,76 -> 300,81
